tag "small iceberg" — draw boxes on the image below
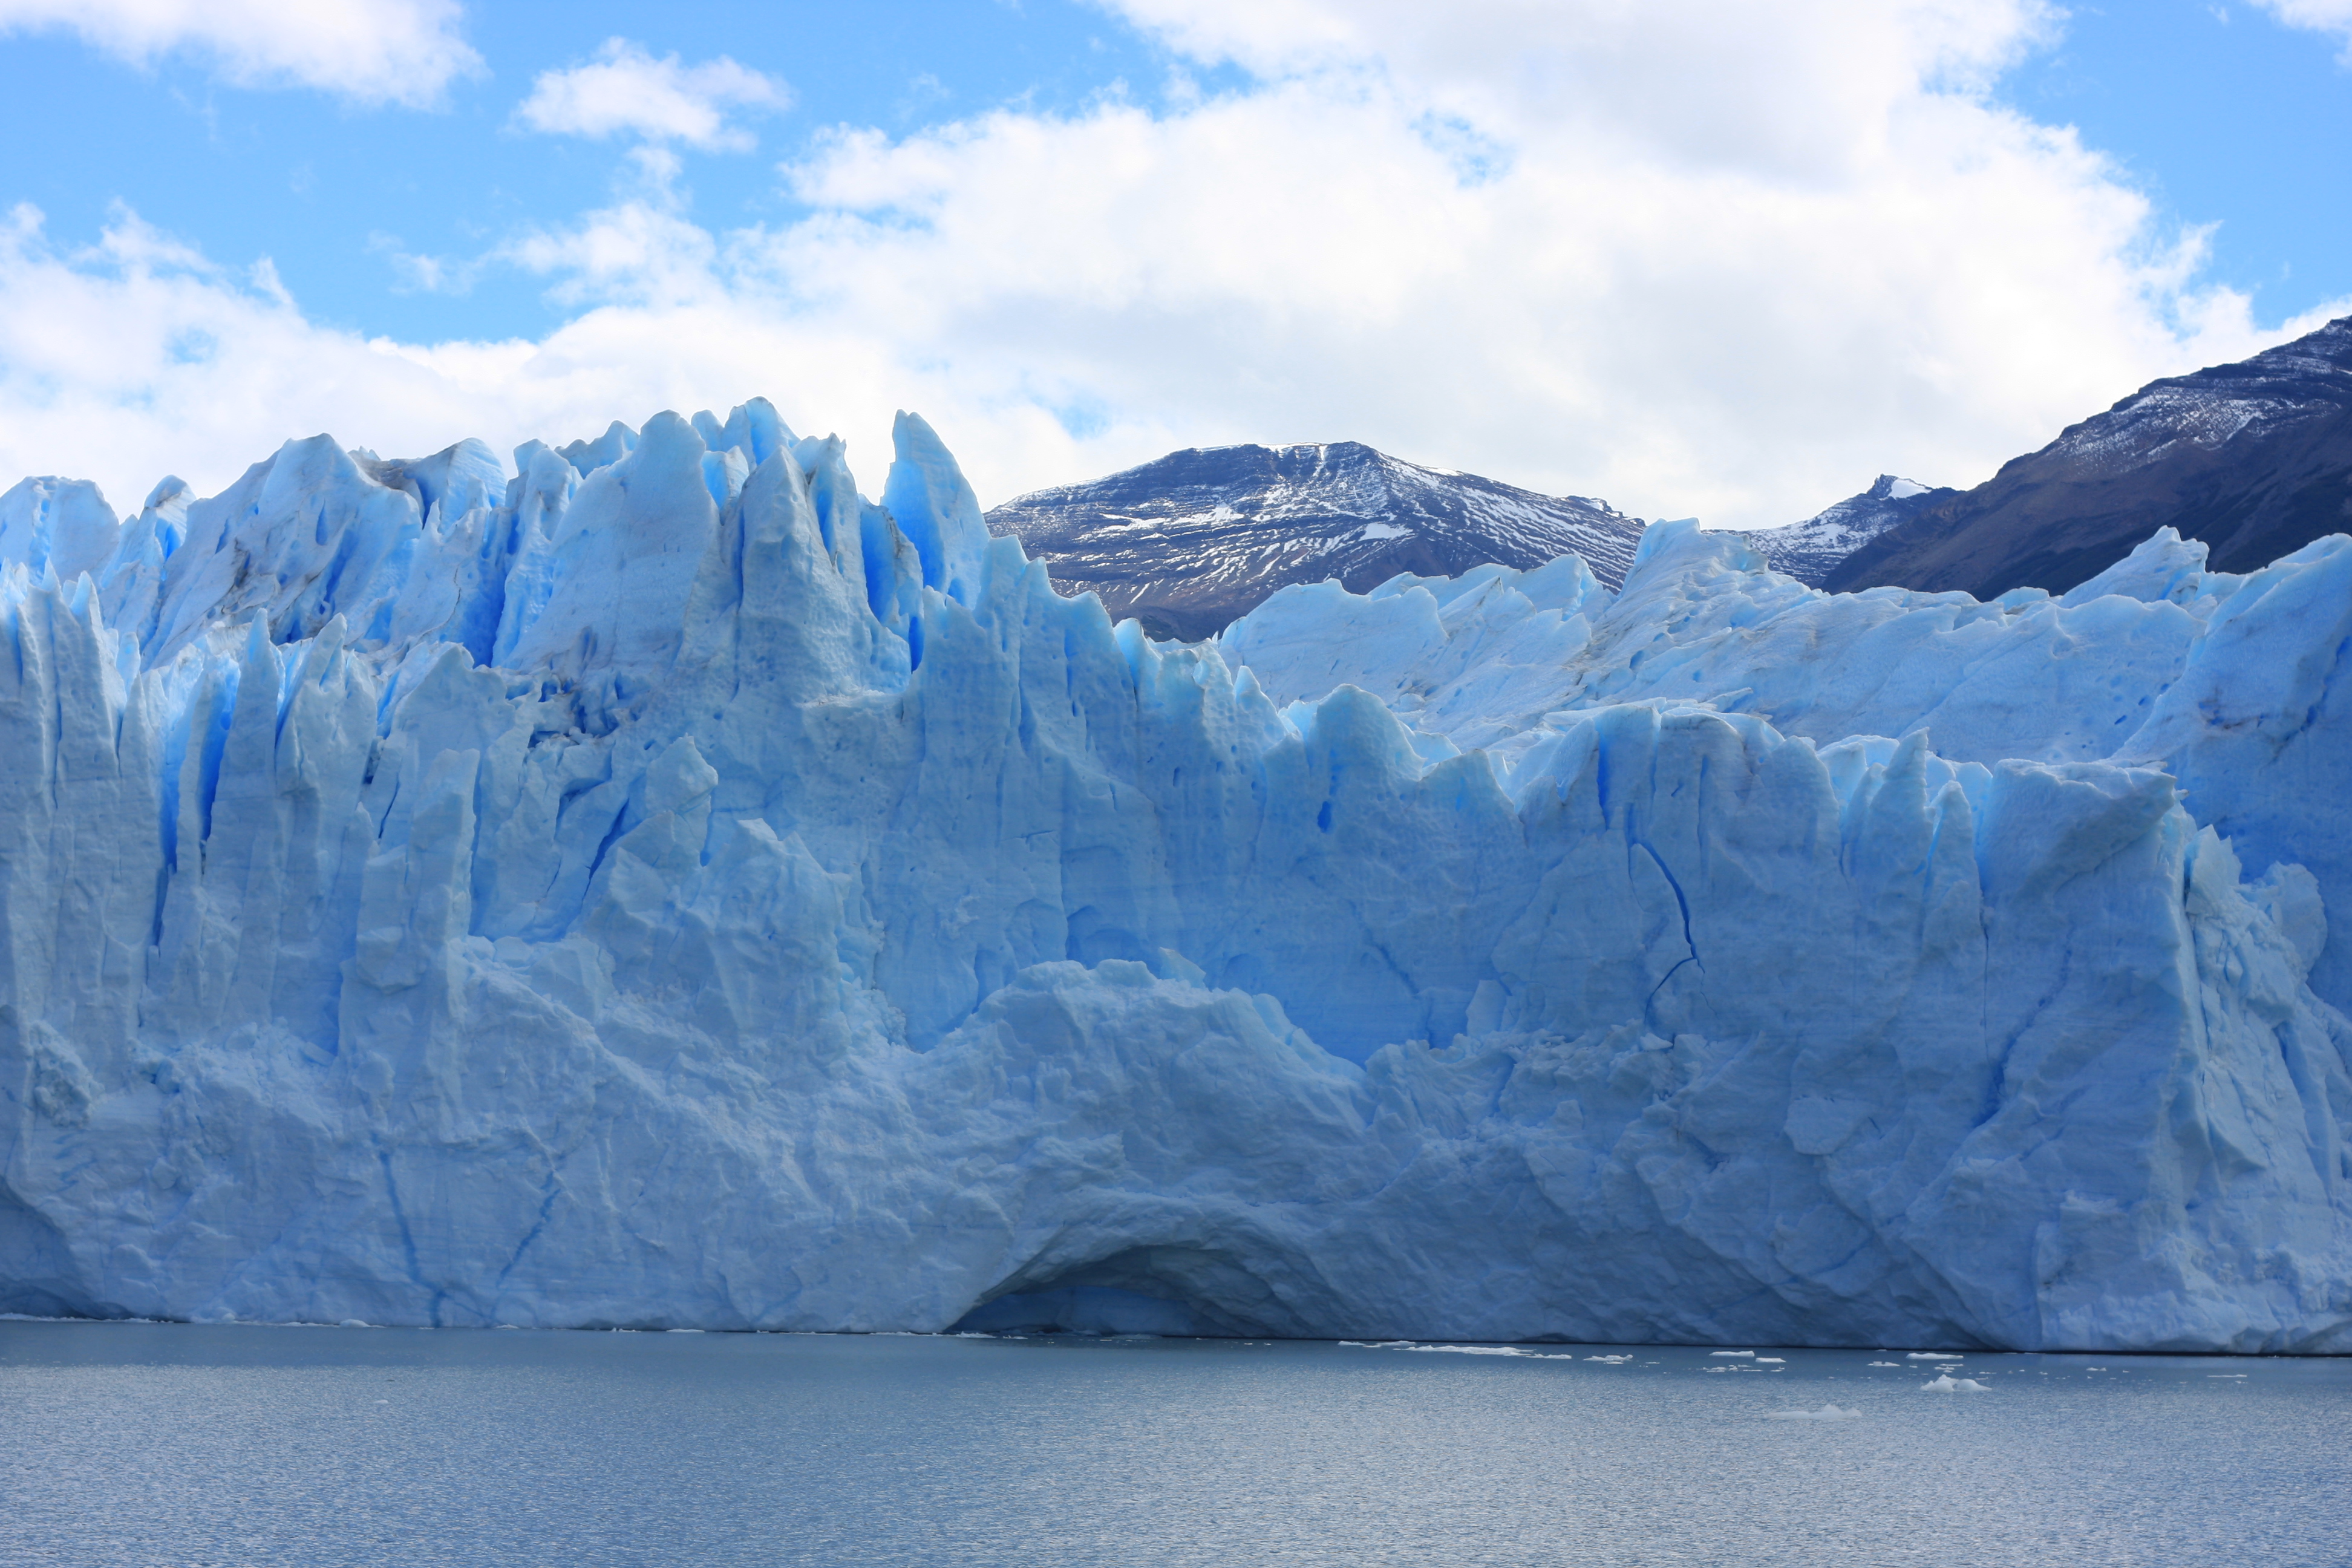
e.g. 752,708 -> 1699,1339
1922,1373 -> 1991,1393
1766,1405 -> 1864,1421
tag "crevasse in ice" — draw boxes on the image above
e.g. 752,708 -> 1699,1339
1,402 -> 2347,1351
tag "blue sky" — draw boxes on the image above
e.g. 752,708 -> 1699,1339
0,0 -> 2347,526
5,0 -> 2337,342
0,1 -> 1244,344
2006,2 -> 2350,317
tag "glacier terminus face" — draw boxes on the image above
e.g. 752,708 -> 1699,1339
1,402 -> 2348,1352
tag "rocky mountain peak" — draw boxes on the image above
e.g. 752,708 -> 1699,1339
985,441 -> 1644,640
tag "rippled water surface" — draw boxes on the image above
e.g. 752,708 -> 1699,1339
2,1320 -> 2345,1566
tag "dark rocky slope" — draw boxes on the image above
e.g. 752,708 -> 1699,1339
985,441 -> 1644,640
1826,315 -> 2352,597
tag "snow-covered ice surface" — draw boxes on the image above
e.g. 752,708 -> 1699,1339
2,404 -> 2350,1351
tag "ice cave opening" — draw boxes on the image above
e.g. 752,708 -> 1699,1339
952,1247 -> 1295,1338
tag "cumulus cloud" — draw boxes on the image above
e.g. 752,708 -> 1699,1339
2253,0 -> 2352,55
0,204 -> 496,501
730,0 -> 2341,524
0,0 -> 481,107
1,0 -> 2345,533
0,201 -> 984,517
514,39 -> 791,152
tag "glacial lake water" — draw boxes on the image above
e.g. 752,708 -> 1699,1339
1,1321 -> 2345,1567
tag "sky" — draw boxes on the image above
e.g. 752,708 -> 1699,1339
0,0 -> 2347,530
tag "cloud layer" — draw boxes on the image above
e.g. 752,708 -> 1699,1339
0,0 -> 480,106
2,1 -> 2344,535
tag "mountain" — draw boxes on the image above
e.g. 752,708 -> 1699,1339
983,440 -> 1645,640
1825,315 -> 2352,596
1738,474 -> 1956,585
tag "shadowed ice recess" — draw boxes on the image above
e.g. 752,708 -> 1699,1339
1,401 -> 2348,1350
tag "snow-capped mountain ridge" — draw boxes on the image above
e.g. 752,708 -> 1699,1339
985,439 -> 1644,640
1830,313 -> 2352,596
1739,472 -> 1956,586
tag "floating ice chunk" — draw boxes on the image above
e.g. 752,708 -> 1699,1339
1868,1361 -> 1901,1367
1908,1352 -> 1964,1360
1712,1350 -> 1757,1357
1921,1374 -> 1990,1393
1584,1354 -> 1633,1363
1766,1405 -> 1864,1420
1756,1357 -> 1786,1364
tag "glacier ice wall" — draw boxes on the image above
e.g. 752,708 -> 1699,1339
1,413 -> 2348,1351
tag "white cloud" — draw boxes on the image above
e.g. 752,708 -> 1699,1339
2252,0 -> 2352,55
514,39 -> 791,152
0,204 -> 498,502
0,0 -> 481,107
0,201 -> 969,517
1,1 -> 2345,535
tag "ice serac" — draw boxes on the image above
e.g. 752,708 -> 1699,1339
2,407 -> 2349,1352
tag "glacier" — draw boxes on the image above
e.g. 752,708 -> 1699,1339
1,403 -> 2348,1351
